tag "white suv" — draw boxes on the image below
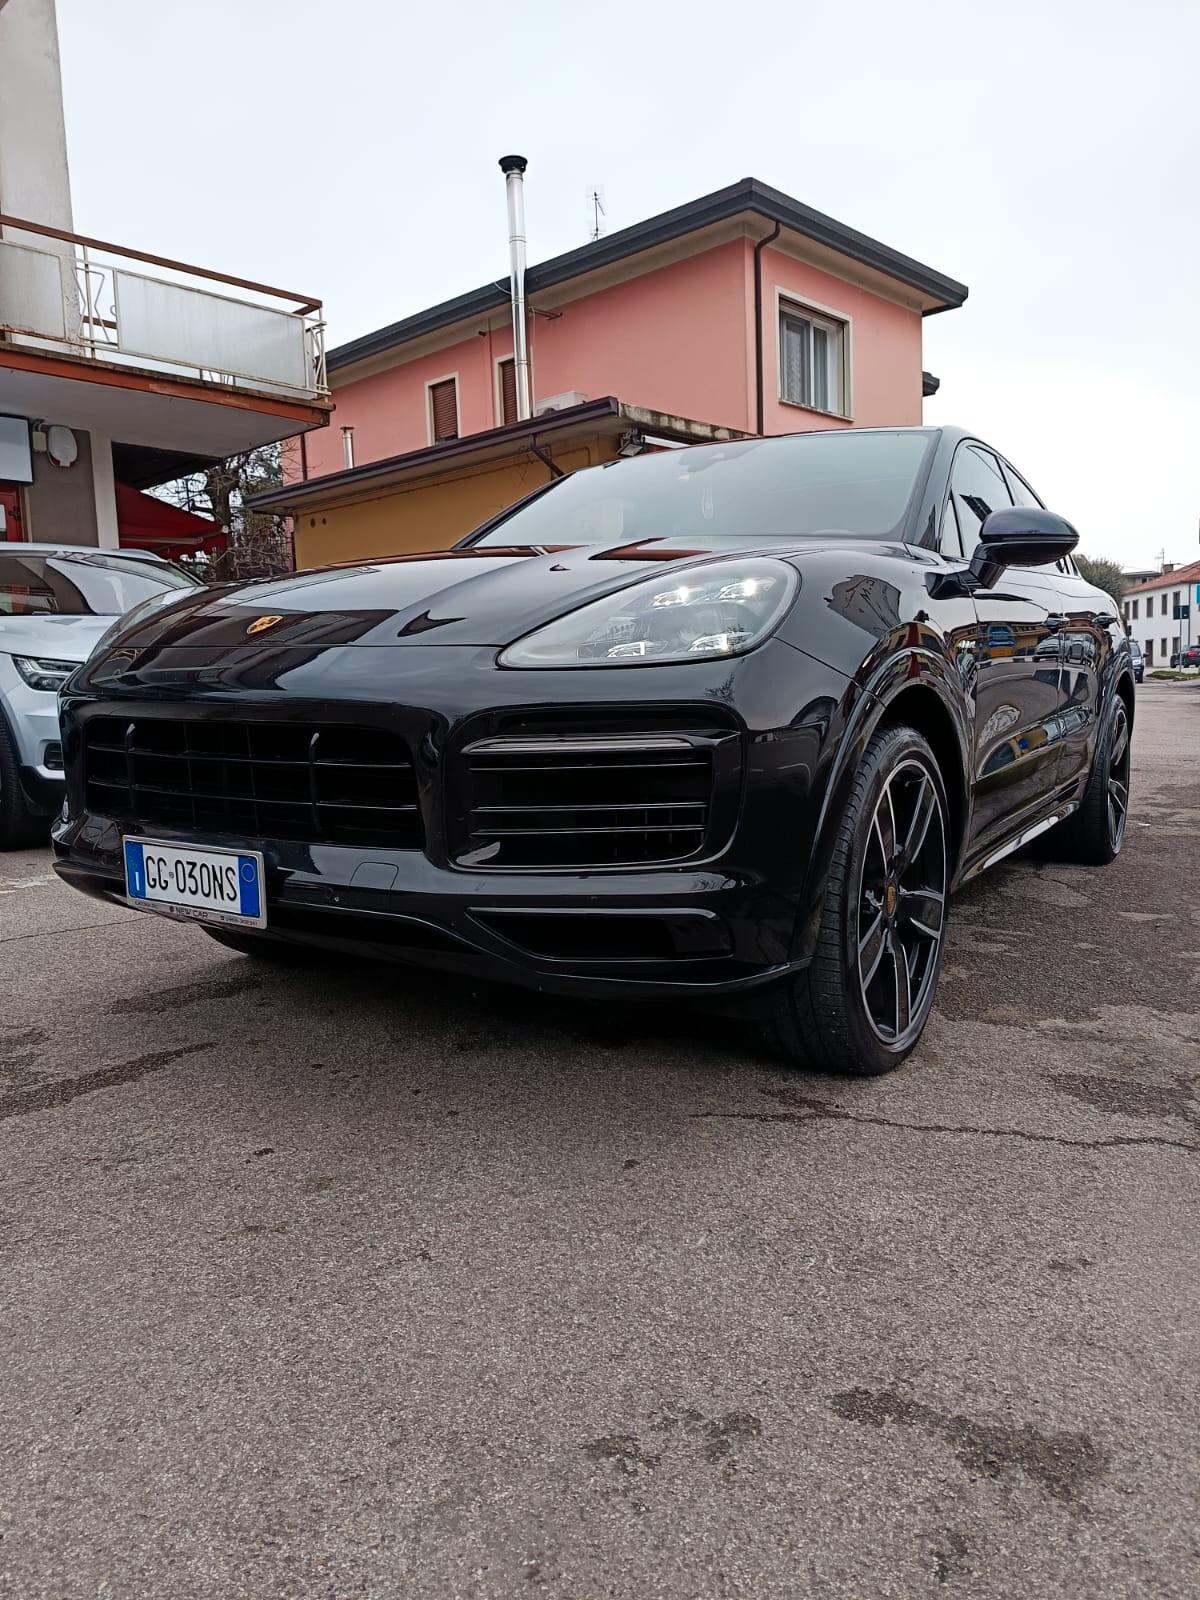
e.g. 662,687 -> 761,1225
0,545 -> 198,846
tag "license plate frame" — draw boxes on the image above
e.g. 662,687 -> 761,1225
123,837 -> 267,929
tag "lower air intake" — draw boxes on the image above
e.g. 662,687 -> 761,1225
455,732 -> 719,868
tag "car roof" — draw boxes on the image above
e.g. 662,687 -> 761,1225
1,543 -> 168,562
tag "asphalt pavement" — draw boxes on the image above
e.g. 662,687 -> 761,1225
2,682 -> 1198,1599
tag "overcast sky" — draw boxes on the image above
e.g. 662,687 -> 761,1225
58,0 -> 1199,570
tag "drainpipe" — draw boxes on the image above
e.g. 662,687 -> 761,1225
499,154 -> 532,421
753,221 -> 781,435
341,426 -> 355,470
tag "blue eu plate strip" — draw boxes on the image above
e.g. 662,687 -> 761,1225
125,839 -> 146,899
238,856 -> 261,919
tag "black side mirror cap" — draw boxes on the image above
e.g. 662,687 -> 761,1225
969,507 -> 1079,589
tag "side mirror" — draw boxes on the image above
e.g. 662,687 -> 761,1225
970,508 -> 1079,589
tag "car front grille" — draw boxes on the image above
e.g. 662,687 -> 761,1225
83,716 -> 420,848
454,732 -> 721,868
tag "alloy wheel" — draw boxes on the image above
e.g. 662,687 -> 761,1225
856,759 -> 947,1047
1107,702 -> 1131,850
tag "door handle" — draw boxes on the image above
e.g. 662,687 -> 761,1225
1045,614 -> 1068,632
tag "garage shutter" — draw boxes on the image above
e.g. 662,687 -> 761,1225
499,358 -> 518,425
430,378 -> 458,442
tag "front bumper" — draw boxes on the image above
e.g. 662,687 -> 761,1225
53,640 -> 854,998
0,670 -> 67,815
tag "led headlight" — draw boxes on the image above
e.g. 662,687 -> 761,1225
11,655 -> 80,692
500,557 -> 799,668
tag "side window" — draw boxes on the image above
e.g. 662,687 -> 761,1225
939,495 -> 964,559
950,444 -> 1013,554
1002,464 -> 1044,509
1000,456 -> 1065,574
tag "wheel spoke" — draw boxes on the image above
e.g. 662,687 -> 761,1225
859,909 -> 887,990
874,782 -> 898,868
1110,778 -> 1128,818
901,886 -> 944,940
898,773 -> 936,873
1110,715 -> 1129,770
892,940 -> 912,1037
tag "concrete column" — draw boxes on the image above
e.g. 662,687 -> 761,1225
0,0 -> 74,228
90,433 -> 119,548
0,0 -> 80,342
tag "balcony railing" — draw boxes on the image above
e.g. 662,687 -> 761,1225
0,213 -> 327,400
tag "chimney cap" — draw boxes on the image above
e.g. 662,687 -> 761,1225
499,154 -> 528,175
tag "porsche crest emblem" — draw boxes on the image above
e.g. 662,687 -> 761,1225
246,614 -> 285,636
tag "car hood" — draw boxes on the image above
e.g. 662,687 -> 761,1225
0,613 -> 115,663
96,543 -> 810,655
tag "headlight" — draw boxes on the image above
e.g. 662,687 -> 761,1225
11,655 -> 80,692
500,557 -> 799,668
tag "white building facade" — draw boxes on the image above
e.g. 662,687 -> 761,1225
1122,560 -> 1200,669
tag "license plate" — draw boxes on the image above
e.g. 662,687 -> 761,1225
123,837 -> 266,929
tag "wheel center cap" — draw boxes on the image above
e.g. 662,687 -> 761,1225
884,883 -> 899,919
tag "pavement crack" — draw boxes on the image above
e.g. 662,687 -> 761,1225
0,917 -> 142,946
693,1090 -> 1200,1155
0,1044 -> 212,1122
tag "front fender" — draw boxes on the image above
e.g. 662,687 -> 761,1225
789,647 -> 972,964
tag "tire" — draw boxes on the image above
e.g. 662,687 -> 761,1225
202,926 -> 325,966
763,724 -> 951,1076
1043,692 -> 1131,866
0,716 -> 45,850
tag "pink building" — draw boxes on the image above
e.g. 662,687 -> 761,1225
263,177 -> 966,567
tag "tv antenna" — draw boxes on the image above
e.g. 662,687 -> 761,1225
587,185 -> 606,241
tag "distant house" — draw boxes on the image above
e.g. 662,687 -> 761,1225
254,177 -> 966,567
1123,560 -> 1200,667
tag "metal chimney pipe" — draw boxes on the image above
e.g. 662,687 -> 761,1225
499,154 -> 532,421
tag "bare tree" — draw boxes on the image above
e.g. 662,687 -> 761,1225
155,439 -> 298,583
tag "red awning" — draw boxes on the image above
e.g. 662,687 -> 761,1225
115,482 -> 226,560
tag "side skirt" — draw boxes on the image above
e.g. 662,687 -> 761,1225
956,799 -> 1080,884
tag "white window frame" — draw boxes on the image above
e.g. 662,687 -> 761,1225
775,289 -> 852,419
425,371 -> 462,445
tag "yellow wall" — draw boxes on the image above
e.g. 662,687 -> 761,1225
293,441 -> 609,569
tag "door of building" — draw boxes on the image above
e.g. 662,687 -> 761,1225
0,486 -> 25,541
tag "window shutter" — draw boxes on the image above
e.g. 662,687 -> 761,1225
499,359 -> 518,425
430,379 -> 458,442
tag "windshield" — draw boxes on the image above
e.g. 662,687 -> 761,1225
470,430 -> 933,551
0,552 -> 196,618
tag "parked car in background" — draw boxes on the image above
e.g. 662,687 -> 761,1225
1128,638 -> 1144,682
54,427 -> 1136,1076
1179,643 -> 1200,670
0,545 -> 199,846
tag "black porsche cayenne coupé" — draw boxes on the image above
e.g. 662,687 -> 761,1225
53,427 -> 1134,1076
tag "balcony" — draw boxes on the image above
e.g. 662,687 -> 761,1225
0,213 -> 330,464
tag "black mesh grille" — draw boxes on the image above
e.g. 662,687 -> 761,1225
83,716 -> 420,848
455,734 -> 715,868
